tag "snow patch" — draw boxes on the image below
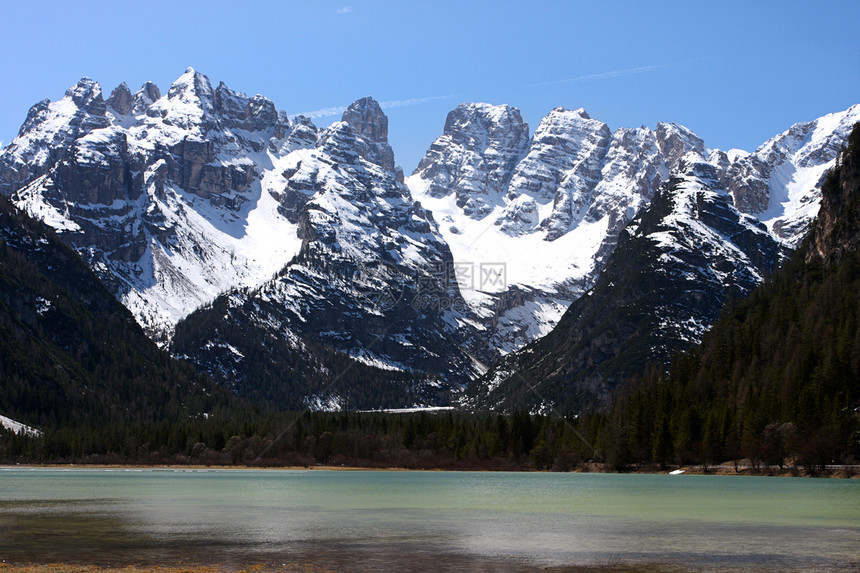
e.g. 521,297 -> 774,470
0,415 -> 42,438
304,395 -> 344,412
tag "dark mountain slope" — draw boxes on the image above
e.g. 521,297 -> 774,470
607,123 -> 860,468
0,194 -> 232,433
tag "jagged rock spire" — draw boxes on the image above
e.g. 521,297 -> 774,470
107,82 -> 133,115
341,97 -> 395,172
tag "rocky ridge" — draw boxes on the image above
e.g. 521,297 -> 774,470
463,152 -> 785,412
409,105 -> 737,357
171,98 -> 482,406
723,104 -> 860,245
1,68 -> 303,343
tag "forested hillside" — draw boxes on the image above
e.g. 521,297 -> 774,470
0,194 -> 238,457
605,123 -> 860,470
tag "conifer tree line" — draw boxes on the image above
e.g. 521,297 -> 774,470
1,410 -> 606,470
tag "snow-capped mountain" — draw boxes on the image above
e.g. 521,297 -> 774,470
171,97 -> 483,407
0,69 -> 482,407
408,103 -> 859,365
722,104 -> 860,245
453,106 -> 858,412
409,106 -> 710,356
463,154 -> 785,412
1,69 -> 300,343
0,68 -> 856,410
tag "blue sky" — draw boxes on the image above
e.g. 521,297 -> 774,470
1,0 -> 858,171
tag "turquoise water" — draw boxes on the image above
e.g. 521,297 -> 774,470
1,468 -> 858,571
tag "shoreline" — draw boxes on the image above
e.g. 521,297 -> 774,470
3,462 -> 857,478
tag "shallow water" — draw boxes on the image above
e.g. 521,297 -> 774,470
1,468 -> 858,571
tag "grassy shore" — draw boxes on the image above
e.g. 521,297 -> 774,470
3,563 -> 858,573
0,565 -> 407,573
0,564 -> 763,573
0,566 -> 338,573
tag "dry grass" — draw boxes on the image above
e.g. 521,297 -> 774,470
0,565 -> 339,573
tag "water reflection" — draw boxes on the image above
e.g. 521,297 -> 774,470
1,469 -> 858,571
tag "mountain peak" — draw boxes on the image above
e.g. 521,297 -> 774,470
442,102 -> 526,139
132,82 -> 161,115
64,77 -> 105,116
167,68 -> 215,104
338,97 -> 395,171
342,97 -> 388,143
538,106 -> 605,129
107,82 -> 133,115
65,77 -> 99,100
411,102 -> 529,214
550,107 -> 591,120
145,69 -> 218,130
136,81 -> 161,99
655,121 -> 707,170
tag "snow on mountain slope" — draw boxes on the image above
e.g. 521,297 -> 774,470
408,106 -> 702,355
171,98 -> 481,407
409,171 -> 608,349
727,104 -> 860,246
463,154 -> 785,412
116,175 -> 302,338
0,414 -> 42,438
1,69 -> 302,342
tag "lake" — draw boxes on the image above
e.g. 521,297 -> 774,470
0,468 -> 858,571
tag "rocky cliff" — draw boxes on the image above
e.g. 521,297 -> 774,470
804,122 -> 860,265
407,103 -> 816,359
171,98 -> 481,407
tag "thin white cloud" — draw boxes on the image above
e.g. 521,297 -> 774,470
379,94 -> 458,109
337,6 -> 353,14
294,105 -> 348,120
293,94 -> 458,120
531,59 -> 706,88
